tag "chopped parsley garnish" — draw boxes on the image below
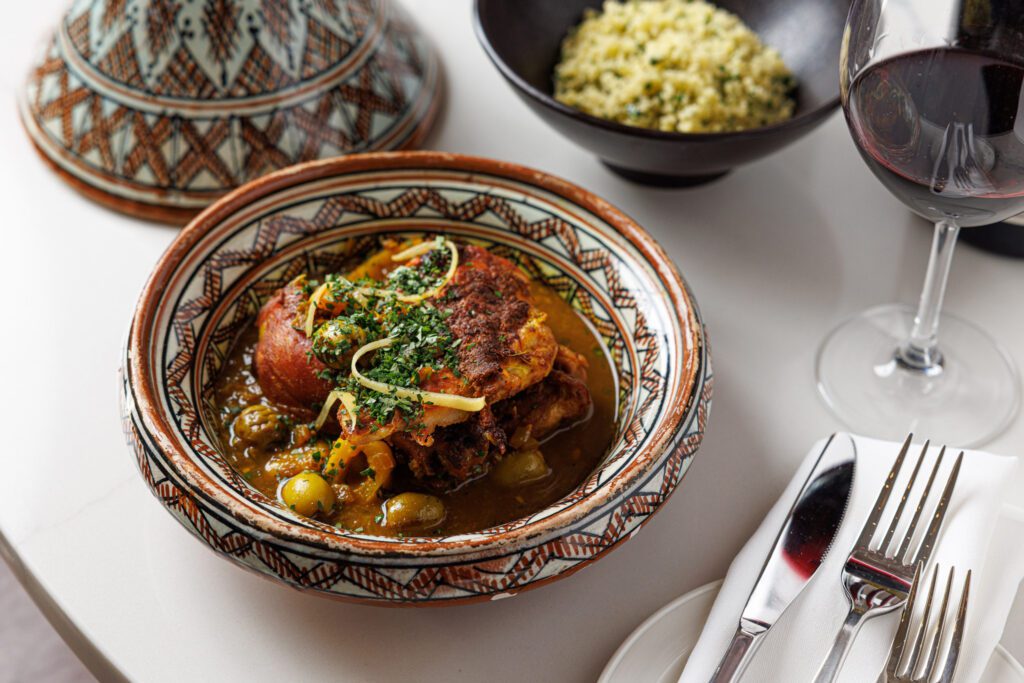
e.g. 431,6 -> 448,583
385,244 -> 450,296
342,301 -> 461,424
305,239 -> 464,426
311,318 -> 368,368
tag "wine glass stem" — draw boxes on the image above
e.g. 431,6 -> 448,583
896,219 -> 961,374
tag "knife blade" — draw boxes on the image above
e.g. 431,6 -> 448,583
709,433 -> 856,683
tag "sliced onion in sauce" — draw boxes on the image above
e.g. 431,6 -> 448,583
313,389 -> 359,431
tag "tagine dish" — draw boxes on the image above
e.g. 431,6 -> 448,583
213,236 -> 616,537
122,152 -> 709,604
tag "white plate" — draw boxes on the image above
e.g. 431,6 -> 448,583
600,580 -> 1024,683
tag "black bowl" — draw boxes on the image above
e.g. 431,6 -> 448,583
474,0 -> 849,186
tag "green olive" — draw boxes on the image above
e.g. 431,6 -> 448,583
311,319 -> 367,369
280,472 -> 335,517
383,493 -> 446,530
233,405 -> 286,448
492,448 -> 551,488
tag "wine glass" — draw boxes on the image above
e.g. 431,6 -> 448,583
818,0 -> 1024,446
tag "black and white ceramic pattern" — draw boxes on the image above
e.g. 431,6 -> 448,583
121,152 -> 712,605
20,0 -> 442,222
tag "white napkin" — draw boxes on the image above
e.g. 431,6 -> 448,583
679,434 -> 1023,683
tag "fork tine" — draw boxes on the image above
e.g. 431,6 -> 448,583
858,434 -> 914,548
908,452 -> 964,566
921,567 -> 955,680
886,562 -> 922,678
879,441 -> 929,555
904,564 -> 939,678
896,446 -> 946,561
938,570 -> 971,683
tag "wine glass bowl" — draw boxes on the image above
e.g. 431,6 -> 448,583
817,0 -> 1024,446
846,48 -> 1024,226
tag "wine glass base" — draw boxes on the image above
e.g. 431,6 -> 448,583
816,304 -> 1020,447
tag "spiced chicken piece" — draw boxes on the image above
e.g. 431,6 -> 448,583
389,407 -> 509,489
494,345 -> 592,442
336,245 -> 559,444
253,281 -> 332,418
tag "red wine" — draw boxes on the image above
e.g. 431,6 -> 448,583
846,48 -> 1024,226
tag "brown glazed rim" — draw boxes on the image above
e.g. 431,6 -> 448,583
128,151 -> 703,559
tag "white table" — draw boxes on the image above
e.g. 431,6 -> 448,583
1,1 -> 1022,681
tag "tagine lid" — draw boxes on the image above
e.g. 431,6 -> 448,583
18,0 -> 442,223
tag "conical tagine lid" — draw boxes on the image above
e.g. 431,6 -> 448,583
19,0 -> 441,223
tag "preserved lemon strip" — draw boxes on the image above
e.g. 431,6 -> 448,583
337,391 -> 359,430
350,338 -> 485,412
313,389 -> 359,431
391,238 -> 442,261
390,238 -> 459,304
304,238 -> 457,337
303,282 -> 331,337
305,283 -> 377,337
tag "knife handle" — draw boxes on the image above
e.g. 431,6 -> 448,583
709,624 -> 762,683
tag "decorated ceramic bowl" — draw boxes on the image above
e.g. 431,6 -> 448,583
474,0 -> 845,187
19,0 -> 441,223
120,151 -> 712,605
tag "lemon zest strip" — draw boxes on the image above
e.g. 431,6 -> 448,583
350,338 -> 485,412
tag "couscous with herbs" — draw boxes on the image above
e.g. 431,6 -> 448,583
553,0 -> 796,133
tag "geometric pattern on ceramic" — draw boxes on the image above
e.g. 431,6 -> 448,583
19,0 -> 441,223
121,152 -> 712,605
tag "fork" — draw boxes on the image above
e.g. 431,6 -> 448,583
881,563 -> 971,683
812,435 -> 964,683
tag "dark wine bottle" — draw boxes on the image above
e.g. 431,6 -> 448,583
960,215 -> 1024,257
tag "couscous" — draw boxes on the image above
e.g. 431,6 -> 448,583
553,0 -> 796,133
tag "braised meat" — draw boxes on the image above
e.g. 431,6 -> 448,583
494,345 -> 592,440
337,245 -> 558,445
391,346 -> 592,490
253,282 -> 331,416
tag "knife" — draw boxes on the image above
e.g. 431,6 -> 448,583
709,433 -> 856,683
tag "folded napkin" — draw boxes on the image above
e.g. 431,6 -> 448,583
680,434 -> 1023,683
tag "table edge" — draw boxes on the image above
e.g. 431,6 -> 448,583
0,527 -> 129,683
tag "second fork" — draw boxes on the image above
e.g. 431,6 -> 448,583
881,563 -> 971,683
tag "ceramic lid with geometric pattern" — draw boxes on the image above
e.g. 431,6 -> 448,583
18,0 -> 441,223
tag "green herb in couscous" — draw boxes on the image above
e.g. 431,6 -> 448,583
553,0 -> 796,133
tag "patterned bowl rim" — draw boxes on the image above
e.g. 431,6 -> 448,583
127,150 -> 705,558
